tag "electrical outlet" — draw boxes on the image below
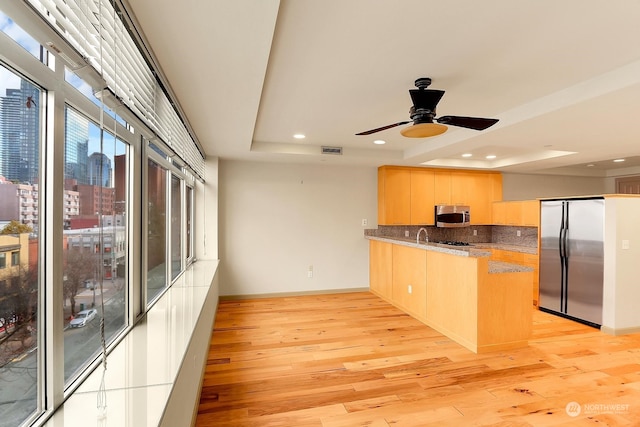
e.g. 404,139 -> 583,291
408,285 -> 412,294
517,230 -> 521,237
361,218 -> 368,226
308,265 -> 313,278
622,240 -> 630,250
473,229 -> 477,236
405,230 -> 410,237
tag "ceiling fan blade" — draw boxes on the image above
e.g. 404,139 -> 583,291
409,89 -> 445,111
355,121 -> 411,135
436,116 -> 499,131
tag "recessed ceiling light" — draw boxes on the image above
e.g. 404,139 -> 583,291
293,134 -> 305,139
486,155 -> 497,160
613,158 -> 625,163
373,140 -> 386,145
586,164 -> 595,167
462,153 -> 472,158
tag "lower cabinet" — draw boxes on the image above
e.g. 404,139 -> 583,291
369,240 -> 393,300
369,240 -> 532,353
391,244 -> 427,321
490,249 -> 539,307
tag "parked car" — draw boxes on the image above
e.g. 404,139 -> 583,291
69,308 -> 97,328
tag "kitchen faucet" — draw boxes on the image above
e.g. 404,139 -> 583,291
417,227 -> 429,244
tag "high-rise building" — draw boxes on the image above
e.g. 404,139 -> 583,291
0,80 -> 40,184
64,108 -> 89,184
88,152 -> 111,187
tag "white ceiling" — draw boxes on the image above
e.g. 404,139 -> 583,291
124,0 -> 640,177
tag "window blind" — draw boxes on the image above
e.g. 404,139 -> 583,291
26,0 -> 205,179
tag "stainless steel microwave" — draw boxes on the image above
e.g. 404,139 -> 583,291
435,205 -> 470,227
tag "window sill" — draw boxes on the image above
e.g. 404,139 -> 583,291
43,259 -> 220,427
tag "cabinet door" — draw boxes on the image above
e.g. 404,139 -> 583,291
410,169 -> 435,225
392,245 -> 427,321
492,201 -> 507,225
505,201 -> 523,225
467,173 -> 492,225
521,200 -> 540,227
433,171 -> 451,205
378,167 -> 411,225
370,240 -> 393,300
450,172 -> 471,206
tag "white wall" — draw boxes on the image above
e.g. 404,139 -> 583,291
502,173 -> 606,200
602,197 -> 640,333
218,160 -> 378,296
195,157 -> 219,260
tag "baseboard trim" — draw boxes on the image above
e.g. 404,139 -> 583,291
219,287 -> 370,301
600,325 -> 640,336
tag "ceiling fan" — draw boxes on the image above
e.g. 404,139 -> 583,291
355,77 -> 499,138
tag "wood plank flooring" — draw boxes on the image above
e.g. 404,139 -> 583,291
196,292 -> 640,426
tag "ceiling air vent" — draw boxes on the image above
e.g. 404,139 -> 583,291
321,146 -> 343,155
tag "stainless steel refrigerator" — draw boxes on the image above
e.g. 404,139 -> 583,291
539,198 -> 604,327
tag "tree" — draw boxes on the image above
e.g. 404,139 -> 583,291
63,248 -> 97,316
0,264 -> 37,368
0,220 -> 33,235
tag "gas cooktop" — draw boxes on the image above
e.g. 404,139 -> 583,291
436,240 -> 471,246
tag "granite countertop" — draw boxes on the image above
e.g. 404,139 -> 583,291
471,243 -> 538,255
365,236 -> 534,274
365,236 -> 491,258
488,260 -> 534,274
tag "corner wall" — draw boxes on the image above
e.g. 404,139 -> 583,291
502,173 -> 606,200
218,160 -> 378,296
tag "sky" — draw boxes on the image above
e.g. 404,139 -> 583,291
1,11 -> 126,160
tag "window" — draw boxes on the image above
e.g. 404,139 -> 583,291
147,159 -> 167,302
63,106 -> 128,383
0,64 -> 41,426
1,3 -> 203,425
170,174 -> 182,280
0,11 -> 51,67
186,185 -> 193,261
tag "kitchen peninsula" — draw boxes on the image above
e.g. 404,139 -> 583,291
367,236 -> 534,353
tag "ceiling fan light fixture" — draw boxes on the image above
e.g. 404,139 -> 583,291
400,123 -> 447,138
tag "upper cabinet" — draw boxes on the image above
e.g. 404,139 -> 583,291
378,166 -> 411,225
410,168 -> 435,225
492,200 -> 539,227
378,166 -> 502,226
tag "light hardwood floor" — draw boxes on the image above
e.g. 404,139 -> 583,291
196,292 -> 640,426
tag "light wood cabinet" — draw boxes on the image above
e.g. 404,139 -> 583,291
410,169 -> 435,224
521,200 -> 540,227
492,200 -> 538,227
378,166 -> 502,226
369,240 -> 393,300
391,244 -> 427,321
490,249 -> 539,307
433,171 -> 451,205
378,167 -> 411,225
522,253 -> 540,306
370,240 -> 532,353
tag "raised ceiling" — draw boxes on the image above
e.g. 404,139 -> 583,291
123,0 -> 640,177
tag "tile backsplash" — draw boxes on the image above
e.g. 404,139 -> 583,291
365,225 -> 538,248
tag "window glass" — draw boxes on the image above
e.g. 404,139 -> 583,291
0,64 -> 41,427
63,106 -> 127,383
170,174 -> 182,280
186,185 -> 193,261
147,159 -> 167,302
0,11 -> 51,67
64,68 -> 129,131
